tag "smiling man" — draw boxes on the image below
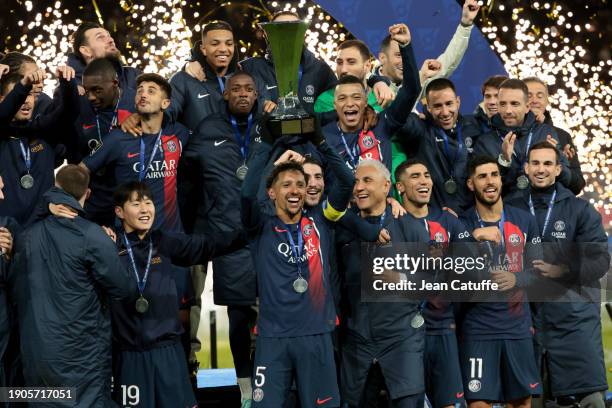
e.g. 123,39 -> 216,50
459,155 -> 543,408
240,113 -> 356,407
395,78 -> 482,214
505,142 -> 609,408
473,75 -> 508,134
472,79 -> 572,196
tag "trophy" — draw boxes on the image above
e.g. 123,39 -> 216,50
260,20 -> 315,136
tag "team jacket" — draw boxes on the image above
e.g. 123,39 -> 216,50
459,204 -> 542,340
240,47 -> 337,115
472,111 -> 572,196
405,206 -> 472,335
82,121 -> 190,232
0,80 -> 77,225
180,108 -> 263,305
321,43 -> 420,176
112,226 -> 244,351
396,114 -> 482,214
506,183 -> 609,396
241,135 -> 353,337
473,105 -> 493,134
335,206 -> 429,342
8,188 -> 131,407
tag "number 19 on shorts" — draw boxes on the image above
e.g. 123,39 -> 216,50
121,385 -> 140,406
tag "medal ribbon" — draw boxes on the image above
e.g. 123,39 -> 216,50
123,234 -> 153,295
230,113 -> 253,161
438,127 -> 463,179
475,209 -> 506,266
94,92 -> 122,144
520,130 -> 534,169
139,130 -> 163,181
284,221 -> 304,277
217,76 -> 225,93
18,139 -> 32,174
528,189 -> 557,237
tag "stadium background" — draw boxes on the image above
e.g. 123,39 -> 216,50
1,0 -> 611,387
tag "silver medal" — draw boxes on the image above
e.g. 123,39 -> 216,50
293,277 -> 308,293
411,313 -> 425,329
444,178 -> 458,195
135,296 -> 149,313
20,174 -> 34,189
516,175 -> 529,190
236,164 -> 248,181
88,139 -> 102,155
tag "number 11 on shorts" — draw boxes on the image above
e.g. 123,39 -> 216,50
469,358 -> 483,379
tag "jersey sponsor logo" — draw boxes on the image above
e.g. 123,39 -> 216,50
531,236 -> 542,244
305,84 -> 315,96
197,93 -> 209,99
468,379 -> 481,392
214,140 -> 227,147
83,123 -> 96,129
302,96 -> 314,104
127,152 -> 140,158
458,231 -> 470,239
316,396 -> 333,405
508,233 -> 522,246
31,143 -> 44,153
166,140 -> 177,152
131,159 -> 178,179
277,239 -> 319,264
252,388 -> 264,402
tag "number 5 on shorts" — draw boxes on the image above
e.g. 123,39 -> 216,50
255,366 -> 267,387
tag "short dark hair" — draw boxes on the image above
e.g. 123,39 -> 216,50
394,158 -> 430,182
380,34 -> 393,54
73,22 -> 103,63
425,78 -> 456,97
336,74 -> 365,91
481,75 -> 508,95
201,20 -> 233,41
83,57 -> 118,81
302,156 -> 324,181
265,161 -> 306,189
528,141 -> 560,163
0,52 -> 36,75
55,165 -> 90,200
498,78 -> 529,102
136,73 -> 172,99
271,10 -> 301,21
338,39 -> 371,61
467,155 -> 499,177
226,71 -> 255,87
0,73 -> 23,96
113,181 -> 153,207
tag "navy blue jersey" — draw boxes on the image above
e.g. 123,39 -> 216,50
321,43 -> 420,174
73,88 -> 137,225
406,206 -> 472,334
82,122 -> 190,232
459,204 -> 542,340
112,228 -> 238,350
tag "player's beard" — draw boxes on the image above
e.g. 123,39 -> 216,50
474,186 -> 501,207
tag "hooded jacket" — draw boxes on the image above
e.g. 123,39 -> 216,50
8,187 -> 131,407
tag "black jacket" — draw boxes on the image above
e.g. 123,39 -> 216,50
66,53 -> 141,91
8,188 -> 131,407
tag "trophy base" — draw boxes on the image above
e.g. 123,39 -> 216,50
269,115 -> 315,137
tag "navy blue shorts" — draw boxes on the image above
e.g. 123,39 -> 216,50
341,332 -> 424,407
252,333 -> 339,407
425,334 -> 465,408
460,338 -> 542,402
112,341 -> 197,408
